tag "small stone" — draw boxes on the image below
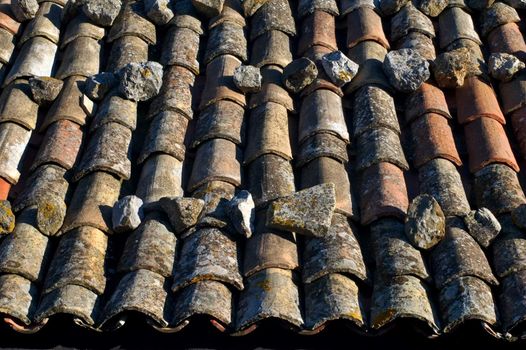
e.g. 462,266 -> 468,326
191,0 -> 224,17
112,195 -> 144,233
36,197 -> 66,236
321,50 -> 359,87
383,48 -> 430,93
405,194 -> 446,250
433,47 -> 471,88
415,0 -> 448,16
11,0 -> 39,22
266,183 -> 336,237
82,0 -> 122,27
118,61 -> 164,102
84,72 -> 117,101
28,76 -> 64,105
227,190 -> 255,238
145,0 -> 174,25
379,0 -> 410,15
0,200 -> 14,235
488,53 -> 525,82
511,204 -> 526,229
464,208 -> 502,248
159,197 -> 205,234
282,57 -> 318,94
233,65 -> 262,93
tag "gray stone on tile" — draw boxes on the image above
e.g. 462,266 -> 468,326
267,183 -> 336,238
0,200 -> 14,235
233,65 -> 262,93
36,196 -> 66,236
321,51 -> 359,87
405,194 -> 446,250
28,76 -> 63,105
118,61 -> 163,102
415,0 -> 448,17
145,0 -> 174,25
84,72 -> 117,101
433,47 -> 471,88
383,49 -> 430,93
227,190 -> 255,239
282,57 -> 318,94
11,0 -> 38,22
464,208 -> 502,248
159,197 -> 204,234
488,52 -> 525,82
112,195 -> 144,234
82,0 -> 122,27
379,0 -> 409,15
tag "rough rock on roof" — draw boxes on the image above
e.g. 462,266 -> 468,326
0,0 -> 525,343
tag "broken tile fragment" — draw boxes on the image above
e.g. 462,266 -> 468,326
28,76 -> 63,105
118,61 -> 163,102
11,0 -> 38,22
227,190 -> 255,238
405,194 -> 446,250
145,0 -> 174,25
415,0 -> 448,17
159,197 -> 204,234
192,0 -> 224,17
0,200 -> 14,235
282,57 -> 318,94
266,183 -> 336,238
84,72 -> 117,101
433,47 -> 471,88
488,52 -> 525,82
233,65 -> 262,93
464,208 -> 501,248
82,0 -> 122,27
383,48 -> 430,93
112,195 -> 144,234
321,50 -> 358,87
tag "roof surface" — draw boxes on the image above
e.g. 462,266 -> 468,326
0,0 -> 525,344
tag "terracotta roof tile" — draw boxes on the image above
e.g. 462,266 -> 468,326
464,116 -> 519,173
4,0 -> 526,341
411,112 -> 462,168
346,7 -> 389,49
456,76 -> 505,125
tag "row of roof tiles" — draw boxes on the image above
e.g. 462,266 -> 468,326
0,0 -> 524,342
